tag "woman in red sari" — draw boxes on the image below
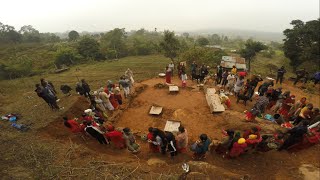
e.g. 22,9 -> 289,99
279,95 -> 296,119
147,127 -> 159,153
165,66 -> 172,84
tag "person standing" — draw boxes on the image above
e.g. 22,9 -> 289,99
98,88 -> 114,111
191,61 -> 198,80
217,66 -> 223,84
119,76 -> 130,98
234,76 -> 245,96
191,134 -> 211,160
125,68 -> 135,85
294,68 -> 306,85
168,61 -> 175,77
276,66 -> 286,84
165,66 -> 172,84
176,126 -> 188,153
221,70 -> 228,88
231,65 -> 237,75
81,79 -> 91,98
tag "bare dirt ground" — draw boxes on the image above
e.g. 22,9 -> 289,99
1,76 -> 319,179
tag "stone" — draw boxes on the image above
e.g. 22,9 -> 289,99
147,158 -> 167,166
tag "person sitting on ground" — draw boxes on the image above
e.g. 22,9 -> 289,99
176,126 -> 188,153
243,127 -> 261,140
60,84 -> 72,96
309,108 -> 320,125
245,134 -> 260,149
293,103 -> 313,125
229,138 -> 248,158
267,87 -> 282,110
191,134 -> 211,160
150,128 -> 167,154
85,121 -> 108,145
247,93 -> 269,120
255,135 -> 271,152
258,79 -> 274,96
105,125 -> 125,149
278,120 -> 309,151
279,95 -> 296,120
63,117 -> 82,133
215,129 -> 234,155
147,127 -> 159,153
294,68 -> 306,85
123,128 -> 140,153
273,91 -> 291,113
166,131 -> 177,158
288,97 -> 307,117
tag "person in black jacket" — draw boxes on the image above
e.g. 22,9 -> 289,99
294,68 -> 306,85
84,122 -> 108,144
276,66 -> 286,84
81,79 -> 91,98
278,120 -> 308,151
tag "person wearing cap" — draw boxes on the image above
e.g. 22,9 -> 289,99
278,120 -> 309,151
279,95 -> 296,120
229,138 -> 248,158
276,66 -> 286,84
123,128 -> 140,153
191,134 -> 211,160
105,125 -> 125,149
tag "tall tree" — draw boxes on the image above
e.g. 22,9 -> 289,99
240,39 -> 267,72
19,25 -> 40,42
283,19 -> 320,70
159,30 -> 180,63
0,22 -> 22,43
77,36 -> 100,59
68,30 -> 80,41
101,28 -> 127,58
196,37 -> 210,46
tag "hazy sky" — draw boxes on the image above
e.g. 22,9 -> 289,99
1,0 -> 319,33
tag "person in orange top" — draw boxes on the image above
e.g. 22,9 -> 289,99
63,117 -> 82,133
105,125 -> 125,149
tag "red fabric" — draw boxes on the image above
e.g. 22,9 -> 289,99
279,98 -> 295,119
246,139 -> 260,147
105,130 -> 125,149
225,99 -> 231,108
115,94 -> 122,101
67,120 -> 82,133
281,122 -> 293,129
238,71 -> 247,77
245,111 -> 255,121
147,133 -> 159,153
229,142 -> 247,157
307,128 -> 320,144
243,130 -> 261,139
182,80 -> 186,87
109,94 -> 119,109
166,71 -> 171,83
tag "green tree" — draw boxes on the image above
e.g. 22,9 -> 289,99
210,34 -> 222,45
0,22 -> 22,43
19,25 -> 40,42
55,46 -> 81,68
77,36 -> 100,59
196,37 -> 210,46
240,39 -> 267,72
101,28 -> 127,58
283,19 -> 320,70
159,30 -> 180,63
68,30 -> 80,41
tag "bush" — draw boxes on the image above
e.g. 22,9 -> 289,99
54,46 -> 81,68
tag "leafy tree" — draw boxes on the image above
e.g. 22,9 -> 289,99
210,34 -> 222,45
77,36 -> 100,59
68,30 -> 80,41
240,39 -> 267,71
55,46 -> 81,68
196,37 -> 210,46
101,28 -> 128,58
159,30 -> 180,63
19,25 -> 40,42
283,19 -> 320,70
40,33 -> 60,43
0,22 -> 22,43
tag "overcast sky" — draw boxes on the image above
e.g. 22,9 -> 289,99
1,0 -> 319,33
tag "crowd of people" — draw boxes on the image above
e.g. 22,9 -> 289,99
36,63 -> 319,161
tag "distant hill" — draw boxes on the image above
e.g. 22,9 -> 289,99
183,28 -> 284,42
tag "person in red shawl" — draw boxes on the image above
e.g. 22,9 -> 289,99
229,138 -> 247,158
165,66 -> 172,84
114,87 -> 123,106
279,95 -> 296,119
63,117 -> 83,133
243,126 -> 261,140
105,125 -> 125,149
147,127 -> 159,153
245,134 -> 260,149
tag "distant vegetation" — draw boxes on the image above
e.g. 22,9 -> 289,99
0,18 -> 318,80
